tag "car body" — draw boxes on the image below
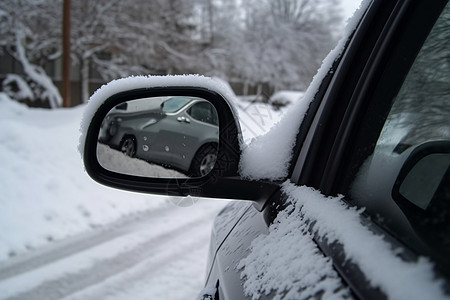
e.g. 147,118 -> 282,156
99,96 -> 219,176
81,0 -> 450,299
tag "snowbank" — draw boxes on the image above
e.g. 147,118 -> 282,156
0,84 -> 284,262
268,90 -> 304,108
0,93 -> 167,262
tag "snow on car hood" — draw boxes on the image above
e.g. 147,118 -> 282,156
78,75 -> 241,159
237,182 -> 448,300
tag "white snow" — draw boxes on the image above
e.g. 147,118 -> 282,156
0,82 -> 285,299
79,75 -> 242,157
238,39 -> 337,180
0,199 -> 226,300
0,91 -> 236,299
2,74 -> 34,101
237,199 -> 349,300
239,0 -> 371,181
15,33 -> 62,108
341,0 -> 364,21
0,71 -> 285,263
0,93 -> 172,262
234,99 -> 288,145
238,182 -> 449,300
268,90 -> 304,107
97,143 -> 186,178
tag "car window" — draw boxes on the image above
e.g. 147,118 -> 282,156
348,2 -> 450,271
378,9 -> 450,153
187,101 -> 219,126
161,96 -> 192,113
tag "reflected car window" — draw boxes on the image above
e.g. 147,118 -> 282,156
188,102 -> 219,126
161,96 -> 192,113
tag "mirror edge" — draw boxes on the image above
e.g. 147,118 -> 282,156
83,86 -> 245,198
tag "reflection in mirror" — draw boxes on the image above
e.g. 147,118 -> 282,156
398,153 -> 450,210
97,96 -> 219,178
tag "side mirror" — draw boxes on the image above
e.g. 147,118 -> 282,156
393,141 -> 450,264
393,141 -> 450,210
80,76 -> 279,208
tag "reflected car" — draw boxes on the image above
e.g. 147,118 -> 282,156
99,96 -> 219,177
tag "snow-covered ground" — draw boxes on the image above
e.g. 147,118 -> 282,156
0,93 -> 168,262
0,89 -> 294,299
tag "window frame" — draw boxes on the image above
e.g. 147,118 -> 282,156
327,0 -> 449,274
287,0 -> 450,295
313,0 -> 448,195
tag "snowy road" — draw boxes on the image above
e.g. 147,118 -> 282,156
0,92 -> 287,299
0,199 -> 228,300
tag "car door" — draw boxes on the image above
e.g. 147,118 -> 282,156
205,0 -> 450,299
330,0 -> 450,286
173,101 -> 219,169
294,0 -> 450,297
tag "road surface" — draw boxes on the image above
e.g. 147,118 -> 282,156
0,199 -> 228,300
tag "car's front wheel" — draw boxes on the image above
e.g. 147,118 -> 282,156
190,144 -> 218,177
120,136 -> 136,158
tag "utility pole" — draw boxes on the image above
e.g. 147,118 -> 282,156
62,0 -> 71,107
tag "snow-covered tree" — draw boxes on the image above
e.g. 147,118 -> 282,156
196,0 -> 343,94
0,0 -> 62,108
1,0 -> 345,106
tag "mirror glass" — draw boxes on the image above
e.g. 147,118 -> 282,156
97,96 -> 219,178
399,152 -> 450,209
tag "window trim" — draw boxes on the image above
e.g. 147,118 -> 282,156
291,0 -> 400,188
321,0 -> 449,195
328,0 -> 450,276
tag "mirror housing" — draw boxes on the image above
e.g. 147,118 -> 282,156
393,141 -> 450,209
393,141 -> 450,265
80,76 -> 279,209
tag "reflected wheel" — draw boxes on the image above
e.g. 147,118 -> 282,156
120,136 -> 136,157
190,144 -> 218,177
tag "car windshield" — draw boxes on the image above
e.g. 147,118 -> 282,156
161,97 -> 192,113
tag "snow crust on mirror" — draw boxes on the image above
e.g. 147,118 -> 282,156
97,143 -> 186,178
238,182 -> 448,300
79,75 -> 240,158
239,0 -> 370,181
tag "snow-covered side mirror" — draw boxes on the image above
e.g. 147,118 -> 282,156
80,76 -> 279,207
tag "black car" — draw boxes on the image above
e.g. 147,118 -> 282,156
81,0 -> 450,299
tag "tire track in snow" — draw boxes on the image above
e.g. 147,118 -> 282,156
0,205 -> 170,281
63,223 -> 212,300
0,201 -> 223,300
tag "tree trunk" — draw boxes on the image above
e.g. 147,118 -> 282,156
80,56 -> 90,103
243,82 -> 249,96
